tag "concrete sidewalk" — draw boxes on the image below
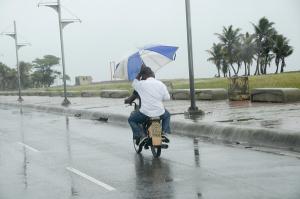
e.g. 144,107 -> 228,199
1,96 -> 300,152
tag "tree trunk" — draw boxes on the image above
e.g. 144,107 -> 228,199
264,55 -> 269,74
243,62 -> 247,76
236,62 -> 241,75
254,56 -> 260,75
217,65 -> 221,77
260,59 -> 264,75
230,64 -> 237,76
275,57 -> 279,74
264,62 -> 268,75
280,58 -> 286,73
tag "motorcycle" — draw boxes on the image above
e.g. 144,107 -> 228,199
126,93 -> 169,158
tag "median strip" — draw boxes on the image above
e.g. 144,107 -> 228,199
66,167 -> 116,191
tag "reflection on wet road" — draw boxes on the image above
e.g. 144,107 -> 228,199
0,106 -> 300,199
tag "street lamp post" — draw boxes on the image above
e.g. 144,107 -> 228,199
2,21 -> 29,102
13,21 -> 23,102
110,61 -> 116,81
184,0 -> 204,116
57,0 -> 70,106
39,0 -> 80,106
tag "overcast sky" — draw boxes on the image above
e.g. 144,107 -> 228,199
0,0 -> 299,83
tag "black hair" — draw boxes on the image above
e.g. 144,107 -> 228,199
140,66 -> 155,79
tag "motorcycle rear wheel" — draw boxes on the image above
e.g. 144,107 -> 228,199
133,140 -> 142,153
151,145 -> 161,157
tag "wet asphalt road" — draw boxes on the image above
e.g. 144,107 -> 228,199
0,106 -> 300,199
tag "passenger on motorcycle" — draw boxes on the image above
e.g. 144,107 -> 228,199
126,65 -> 171,145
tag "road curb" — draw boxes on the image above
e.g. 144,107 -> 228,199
1,101 -> 299,152
0,90 -> 130,99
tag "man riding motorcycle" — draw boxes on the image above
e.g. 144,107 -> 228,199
125,65 -> 171,146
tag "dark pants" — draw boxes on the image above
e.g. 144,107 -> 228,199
128,109 -> 171,139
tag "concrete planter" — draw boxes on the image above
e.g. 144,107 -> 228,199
100,90 -> 130,98
37,91 -> 48,96
81,91 -> 100,97
171,89 -> 228,100
22,91 -> 35,96
58,91 -> 81,97
251,88 -> 300,103
48,91 -> 61,97
228,76 -> 250,101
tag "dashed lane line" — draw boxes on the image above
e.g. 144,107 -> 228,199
17,142 -> 40,152
66,167 -> 116,191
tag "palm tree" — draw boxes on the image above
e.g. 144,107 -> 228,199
206,43 -> 223,77
221,59 -> 229,77
240,33 -> 256,76
260,36 -> 275,74
280,44 -> 293,73
273,34 -> 293,73
260,53 -> 274,74
215,25 -> 241,76
273,35 -> 285,73
252,17 -> 277,75
233,41 -> 243,75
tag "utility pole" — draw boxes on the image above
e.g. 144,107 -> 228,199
39,0 -> 80,106
184,0 -> 204,116
1,21 -> 29,102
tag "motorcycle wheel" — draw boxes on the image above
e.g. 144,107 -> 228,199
151,145 -> 161,158
133,140 -> 142,153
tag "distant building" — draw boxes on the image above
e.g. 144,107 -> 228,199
75,76 -> 92,86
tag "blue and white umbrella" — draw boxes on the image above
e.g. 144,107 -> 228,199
114,45 -> 179,80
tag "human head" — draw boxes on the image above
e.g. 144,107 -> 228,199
139,65 -> 155,80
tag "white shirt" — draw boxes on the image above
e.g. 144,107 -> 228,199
132,77 -> 170,117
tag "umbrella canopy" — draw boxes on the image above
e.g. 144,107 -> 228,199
114,45 -> 179,80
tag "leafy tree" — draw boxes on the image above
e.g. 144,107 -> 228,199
5,68 -> 18,90
19,61 -> 33,89
0,62 -> 18,90
31,71 -> 43,88
0,62 -> 8,90
56,71 -> 71,84
32,55 -> 60,87
53,71 -> 71,86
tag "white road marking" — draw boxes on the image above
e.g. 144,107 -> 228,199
17,142 -> 39,152
66,167 -> 116,191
